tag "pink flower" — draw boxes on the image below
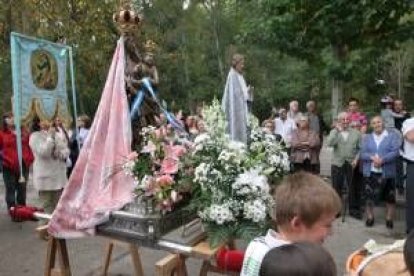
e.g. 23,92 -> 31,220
160,159 -> 179,174
173,145 -> 187,158
127,151 -> 139,161
156,174 -> 174,187
155,127 -> 166,139
143,177 -> 159,196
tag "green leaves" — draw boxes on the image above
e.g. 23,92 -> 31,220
204,219 -> 269,248
243,0 -> 414,81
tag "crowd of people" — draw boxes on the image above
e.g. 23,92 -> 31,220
238,95 -> 414,275
262,96 -> 414,234
2,91 -> 414,274
0,113 -> 91,227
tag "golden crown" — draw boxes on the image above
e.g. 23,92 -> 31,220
113,3 -> 142,35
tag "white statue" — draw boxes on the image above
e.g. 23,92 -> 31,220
222,54 -> 252,144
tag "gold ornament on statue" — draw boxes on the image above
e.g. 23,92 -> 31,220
113,1 -> 142,35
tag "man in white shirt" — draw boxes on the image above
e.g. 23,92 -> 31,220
274,108 -> 296,150
402,118 -> 414,233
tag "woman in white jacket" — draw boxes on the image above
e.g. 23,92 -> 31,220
29,119 -> 69,222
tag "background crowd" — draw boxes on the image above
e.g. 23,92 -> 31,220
0,113 -> 91,227
2,93 -> 414,274
263,96 -> 414,234
1,94 -> 414,231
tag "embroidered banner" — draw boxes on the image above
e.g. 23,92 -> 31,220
10,32 -> 76,180
10,32 -> 72,125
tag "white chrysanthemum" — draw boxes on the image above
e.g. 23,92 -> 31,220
122,160 -> 135,176
194,133 -> 211,145
141,126 -> 156,136
227,141 -> 246,151
218,150 -> 232,162
232,168 -> 269,196
249,141 -> 263,152
244,199 -> 267,223
202,203 -> 235,225
194,163 -> 210,184
268,154 -> 281,166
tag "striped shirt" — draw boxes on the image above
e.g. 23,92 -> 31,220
240,230 -> 289,276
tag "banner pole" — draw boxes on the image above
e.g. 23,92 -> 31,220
68,47 -> 80,151
10,33 -> 25,182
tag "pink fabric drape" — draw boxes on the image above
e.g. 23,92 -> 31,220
48,38 -> 134,238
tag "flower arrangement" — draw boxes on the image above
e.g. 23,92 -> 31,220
187,99 -> 290,247
123,125 -> 191,213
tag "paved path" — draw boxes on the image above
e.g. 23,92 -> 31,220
0,144 -> 408,275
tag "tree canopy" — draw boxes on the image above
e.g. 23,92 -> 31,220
1,0 -> 414,122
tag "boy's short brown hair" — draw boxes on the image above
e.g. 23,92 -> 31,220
274,172 -> 341,228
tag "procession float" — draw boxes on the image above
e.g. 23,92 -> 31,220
10,1 -> 290,275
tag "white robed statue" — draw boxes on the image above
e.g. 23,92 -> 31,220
222,54 -> 252,144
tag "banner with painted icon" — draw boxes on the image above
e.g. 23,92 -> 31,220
10,32 -> 74,126
10,32 -> 78,180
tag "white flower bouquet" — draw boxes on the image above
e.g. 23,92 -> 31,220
185,99 -> 290,246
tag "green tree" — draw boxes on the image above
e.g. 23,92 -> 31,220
243,0 -> 414,118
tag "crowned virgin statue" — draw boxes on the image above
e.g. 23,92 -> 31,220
222,54 -> 253,144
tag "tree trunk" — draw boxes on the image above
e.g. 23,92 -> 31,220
211,2 -> 224,82
331,78 -> 343,121
331,44 -> 347,121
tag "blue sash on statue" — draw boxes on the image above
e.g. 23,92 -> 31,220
130,78 -> 186,133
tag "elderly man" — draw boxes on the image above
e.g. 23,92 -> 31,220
402,117 -> 414,233
327,112 -> 362,217
274,108 -> 297,151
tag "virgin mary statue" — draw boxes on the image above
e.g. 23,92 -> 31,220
222,54 -> 250,144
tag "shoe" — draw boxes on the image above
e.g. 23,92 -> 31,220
365,218 -> 375,227
386,220 -> 394,229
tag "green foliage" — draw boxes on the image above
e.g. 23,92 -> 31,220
132,153 -> 153,179
242,0 -> 414,89
0,0 -> 414,119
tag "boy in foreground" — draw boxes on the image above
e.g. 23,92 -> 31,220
240,172 -> 341,276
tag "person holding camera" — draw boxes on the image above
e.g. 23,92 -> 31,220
29,119 -> 69,227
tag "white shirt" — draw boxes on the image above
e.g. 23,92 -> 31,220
402,118 -> 414,161
371,130 -> 388,173
373,130 -> 388,147
340,130 -> 349,141
240,230 -> 289,276
274,118 -> 297,147
77,127 -> 90,148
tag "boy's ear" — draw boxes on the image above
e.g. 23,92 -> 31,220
290,216 -> 304,231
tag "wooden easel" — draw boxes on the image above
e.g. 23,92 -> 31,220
155,241 -> 238,276
37,226 -> 237,276
37,226 -> 72,276
102,239 -> 144,276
